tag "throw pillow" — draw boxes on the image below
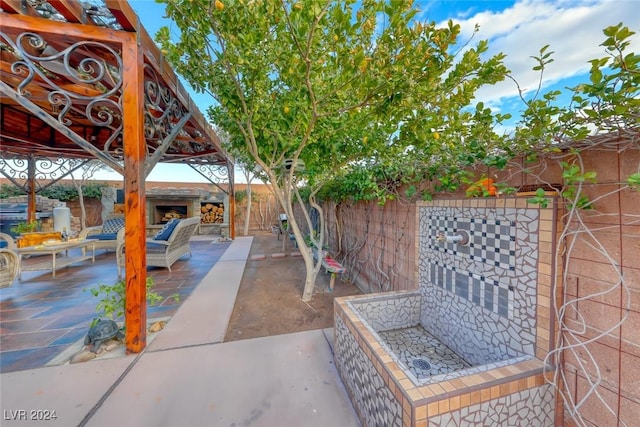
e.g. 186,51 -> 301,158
153,218 -> 180,241
102,217 -> 125,234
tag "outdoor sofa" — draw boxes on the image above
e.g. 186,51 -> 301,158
0,232 -> 19,287
116,216 -> 200,278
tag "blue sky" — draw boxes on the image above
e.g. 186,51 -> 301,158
94,0 -> 640,182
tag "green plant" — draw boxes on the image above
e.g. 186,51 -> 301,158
157,0 -> 510,301
10,220 -> 40,234
304,231 -> 327,250
0,183 -> 26,198
526,188 -> 551,208
87,278 -> 179,327
39,182 -> 108,201
235,189 -> 247,204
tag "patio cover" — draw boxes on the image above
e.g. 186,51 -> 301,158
0,0 -> 235,352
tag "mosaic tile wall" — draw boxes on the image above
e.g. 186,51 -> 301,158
346,291 -> 532,387
346,291 -> 421,332
427,384 -> 555,426
334,296 -> 557,427
418,203 -> 541,366
377,325 -> 472,379
334,315 -> 404,427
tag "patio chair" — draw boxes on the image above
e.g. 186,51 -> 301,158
0,233 -> 19,287
78,213 -> 125,253
116,216 -> 200,278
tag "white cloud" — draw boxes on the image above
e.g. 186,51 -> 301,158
432,0 -> 640,105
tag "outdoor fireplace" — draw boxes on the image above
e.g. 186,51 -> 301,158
145,188 -> 205,226
137,188 -> 229,236
154,204 -> 189,224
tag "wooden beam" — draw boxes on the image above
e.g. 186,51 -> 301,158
27,156 -> 36,223
0,13 -> 128,44
0,80 -> 125,173
104,0 -> 139,32
107,2 -> 226,162
144,112 -> 192,177
47,0 -> 88,24
121,32 -> 148,354
0,0 -> 39,17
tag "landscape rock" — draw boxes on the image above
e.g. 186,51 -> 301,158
70,349 -> 97,364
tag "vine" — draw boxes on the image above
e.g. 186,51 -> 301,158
319,23 -> 638,426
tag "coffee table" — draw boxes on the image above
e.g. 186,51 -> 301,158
17,239 -> 97,278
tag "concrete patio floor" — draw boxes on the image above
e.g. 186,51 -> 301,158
0,236 -> 360,426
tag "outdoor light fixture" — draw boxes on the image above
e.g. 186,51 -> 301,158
282,158 -> 305,172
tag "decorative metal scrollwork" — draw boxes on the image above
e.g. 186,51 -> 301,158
142,64 -> 224,159
0,156 -> 89,193
189,162 -> 231,187
144,63 -> 186,146
0,30 -> 125,161
1,24 -> 225,170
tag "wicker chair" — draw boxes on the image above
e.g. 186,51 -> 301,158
78,213 -> 125,253
116,216 -> 200,278
0,232 -> 19,288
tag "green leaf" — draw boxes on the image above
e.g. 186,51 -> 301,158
628,173 -> 640,189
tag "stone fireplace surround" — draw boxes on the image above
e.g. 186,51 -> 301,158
146,188 -> 204,224
101,187 -> 228,236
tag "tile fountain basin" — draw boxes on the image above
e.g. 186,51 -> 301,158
334,291 -> 556,427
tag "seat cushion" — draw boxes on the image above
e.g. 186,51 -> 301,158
153,218 -> 180,241
102,217 -> 125,234
146,242 -> 168,254
86,233 -> 118,240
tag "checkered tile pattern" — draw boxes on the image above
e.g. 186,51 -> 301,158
428,215 -> 515,270
430,261 -> 514,319
469,218 -> 515,270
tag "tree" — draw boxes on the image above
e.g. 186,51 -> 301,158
69,160 -> 111,229
215,126 -> 263,236
157,0 -> 509,300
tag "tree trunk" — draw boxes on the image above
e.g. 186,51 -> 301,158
75,184 -> 87,229
287,200 -> 323,302
298,237 -> 322,302
302,254 -> 316,301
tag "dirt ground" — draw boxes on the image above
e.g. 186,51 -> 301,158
224,230 -> 362,342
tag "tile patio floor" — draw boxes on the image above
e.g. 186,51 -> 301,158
0,237 -> 232,373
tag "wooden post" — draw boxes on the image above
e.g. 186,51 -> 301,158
121,33 -> 147,353
27,155 -> 36,224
